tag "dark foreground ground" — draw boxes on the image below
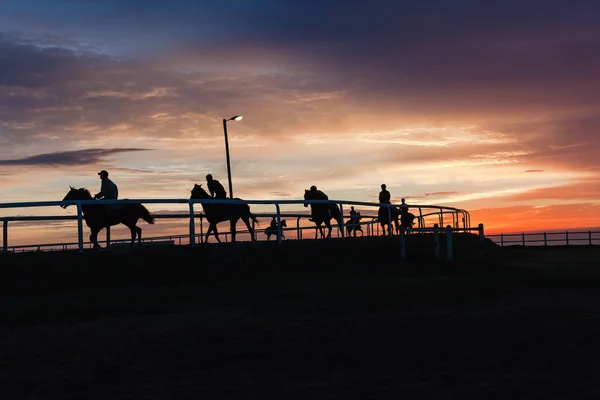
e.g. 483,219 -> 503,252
1,235 -> 600,399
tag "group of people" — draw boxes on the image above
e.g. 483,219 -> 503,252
93,171 -> 409,222
93,171 -> 227,201
379,183 -> 409,215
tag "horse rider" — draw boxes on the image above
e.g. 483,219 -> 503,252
270,217 -> 277,229
379,184 -> 391,205
206,174 -> 227,199
94,170 -> 118,200
308,185 -> 330,220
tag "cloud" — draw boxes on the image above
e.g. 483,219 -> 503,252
0,148 -> 150,166
525,170 -> 543,173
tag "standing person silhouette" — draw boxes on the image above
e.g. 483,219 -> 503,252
379,184 -> 391,205
206,174 -> 227,199
349,206 -> 359,223
94,170 -> 118,200
399,198 -> 409,215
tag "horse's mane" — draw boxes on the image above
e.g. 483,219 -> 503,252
191,184 -> 210,198
71,187 -> 92,198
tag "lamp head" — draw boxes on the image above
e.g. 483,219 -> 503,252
229,115 -> 243,121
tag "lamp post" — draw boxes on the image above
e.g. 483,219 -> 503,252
223,115 -> 243,198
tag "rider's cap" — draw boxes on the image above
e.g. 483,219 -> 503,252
98,170 -> 108,176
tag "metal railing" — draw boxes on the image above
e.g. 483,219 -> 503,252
487,230 -> 600,247
1,198 -> 471,253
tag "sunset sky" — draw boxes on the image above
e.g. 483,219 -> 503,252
2,0 -> 600,245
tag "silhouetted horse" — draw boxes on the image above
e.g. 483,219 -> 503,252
303,190 -> 343,239
264,219 -> 287,241
190,184 -> 258,243
400,212 -> 416,231
346,213 -> 363,237
377,206 -> 401,236
61,187 -> 155,248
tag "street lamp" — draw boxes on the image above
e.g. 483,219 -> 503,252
223,115 -> 243,198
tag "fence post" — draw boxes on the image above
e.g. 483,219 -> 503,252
399,226 -> 406,260
478,223 -> 484,244
433,223 -> 440,259
589,231 -> 592,246
501,233 -> 504,247
565,231 -> 569,246
522,233 -> 525,246
106,226 -> 111,247
276,204 -> 282,244
199,215 -> 203,244
2,220 -> 7,252
339,202 -> 345,239
544,232 -> 547,247
188,201 -> 196,247
387,205 -> 393,237
76,202 -> 84,254
446,225 -> 453,261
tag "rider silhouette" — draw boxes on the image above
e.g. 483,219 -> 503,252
270,217 -> 277,229
206,174 -> 227,199
379,184 -> 391,205
94,170 -> 118,200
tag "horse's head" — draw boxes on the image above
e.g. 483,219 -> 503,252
281,219 -> 288,228
190,183 -> 210,200
61,186 -> 92,208
303,189 -> 310,207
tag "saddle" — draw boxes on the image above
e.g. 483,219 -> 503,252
98,202 -> 123,221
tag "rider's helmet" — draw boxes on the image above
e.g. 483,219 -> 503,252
98,170 -> 109,178
206,174 -> 213,181
310,185 -> 317,191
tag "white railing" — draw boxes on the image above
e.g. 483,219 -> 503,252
0,198 -> 471,253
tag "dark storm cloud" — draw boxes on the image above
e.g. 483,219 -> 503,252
0,148 -> 149,166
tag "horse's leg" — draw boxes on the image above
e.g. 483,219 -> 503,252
205,225 -> 212,243
136,226 -> 142,246
241,216 -> 255,241
325,220 -> 332,238
316,223 -> 325,239
129,226 -> 136,247
212,224 -> 222,243
90,227 -> 102,249
206,224 -> 220,243
230,219 -> 237,243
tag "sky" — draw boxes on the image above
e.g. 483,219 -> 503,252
2,0 -> 600,246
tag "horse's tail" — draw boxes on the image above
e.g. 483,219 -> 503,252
140,205 -> 155,224
332,204 -> 343,226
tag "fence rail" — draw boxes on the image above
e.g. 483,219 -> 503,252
1,198 -> 470,253
487,230 -> 600,247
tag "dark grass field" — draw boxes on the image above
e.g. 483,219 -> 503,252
1,234 -> 600,399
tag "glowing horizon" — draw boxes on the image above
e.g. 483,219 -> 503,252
2,0 -> 600,244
